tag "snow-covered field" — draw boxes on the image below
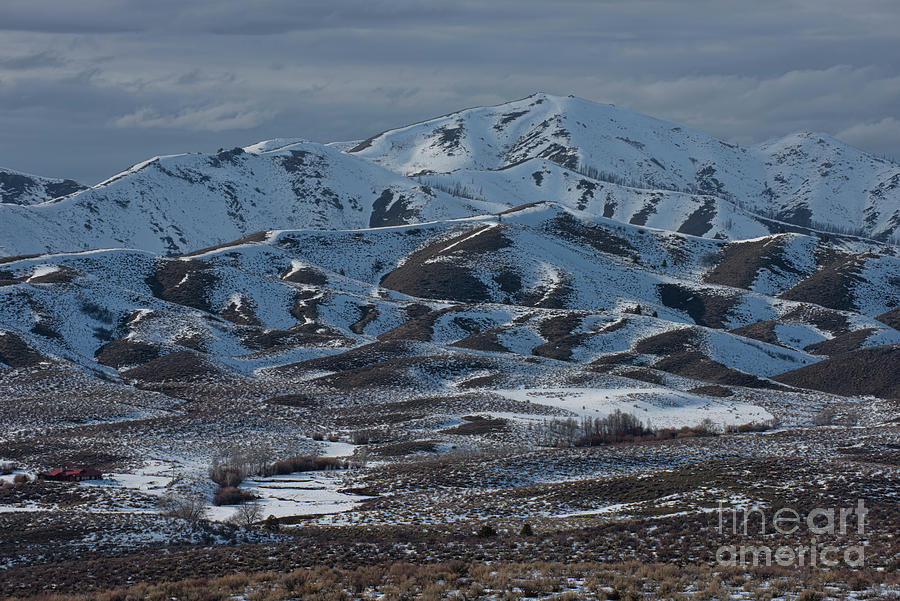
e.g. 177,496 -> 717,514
495,386 -> 773,428
209,471 -> 365,522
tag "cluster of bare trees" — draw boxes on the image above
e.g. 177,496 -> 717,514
534,410 -> 650,446
208,445 -> 272,488
812,405 -> 859,426
416,177 -> 486,202
532,411 -> 724,447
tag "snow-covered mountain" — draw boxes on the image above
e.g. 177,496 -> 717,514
1,93 -> 899,402
351,93 -> 900,242
0,167 -> 85,206
0,142 -> 499,256
2,202 -> 898,398
2,93 -> 899,258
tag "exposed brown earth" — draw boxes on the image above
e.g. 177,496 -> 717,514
729,320 -> 781,346
121,350 -> 219,382
634,328 -> 699,355
547,213 -> 637,260
0,269 -> 18,286
179,231 -> 269,258
27,264 -> 80,284
773,344 -> 900,398
618,368 -> 665,385
653,351 -> 779,389
804,328 -> 876,355
145,259 -> 216,312
456,373 -> 507,389
780,305 -> 850,335
289,289 -> 322,322
378,307 -> 458,342
0,253 -> 42,265
281,264 -> 328,286
349,304 -> 379,334
441,415 -> 509,435
451,328 -> 510,353
876,307 -> 900,330
0,331 -> 45,368
657,283 -> 740,329
265,394 -> 318,408
702,235 -> 799,290
380,225 -> 511,303
95,338 -> 162,369
778,252 -> 865,312
531,313 -> 592,361
687,384 -> 734,397
220,294 -> 261,326
282,340 -> 415,374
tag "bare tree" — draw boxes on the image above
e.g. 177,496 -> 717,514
160,493 -> 207,529
813,406 -> 837,426
349,447 -> 370,470
228,502 -> 263,529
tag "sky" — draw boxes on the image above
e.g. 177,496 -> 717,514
1,0 -> 898,184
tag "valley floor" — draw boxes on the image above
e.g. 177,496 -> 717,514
1,363 -> 898,600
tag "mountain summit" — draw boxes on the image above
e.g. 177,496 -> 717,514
1,94 -> 898,257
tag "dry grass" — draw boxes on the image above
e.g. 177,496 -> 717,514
8,558 -> 898,601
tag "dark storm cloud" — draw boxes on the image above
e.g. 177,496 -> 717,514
0,0 -> 897,183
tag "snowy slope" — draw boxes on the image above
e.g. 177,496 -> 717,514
753,132 -> 900,242
350,93 -> 900,242
1,93 -> 898,402
0,167 -> 85,206
0,142 -> 500,257
3,93 -> 899,257
1,204 -> 896,386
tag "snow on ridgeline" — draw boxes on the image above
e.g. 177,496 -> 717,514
2,93 -> 899,258
350,93 -> 900,243
0,166 -> 85,207
0,141 -> 501,257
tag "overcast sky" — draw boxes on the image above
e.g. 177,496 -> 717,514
1,0 -> 898,184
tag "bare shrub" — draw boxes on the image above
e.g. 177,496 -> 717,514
262,455 -> 345,476
263,514 -> 280,532
351,428 -> 392,445
725,420 -> 777,434
160,493 -> 207,527
351,429 -> 371,445
212,486 -> 256,506
812,406 -> 836,426
543,411 -> 725,447
348,448 -> 370,470
700,251 -> 720,267
840,410 -> 860,426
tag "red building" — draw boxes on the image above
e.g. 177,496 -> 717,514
38,467 -> 103,482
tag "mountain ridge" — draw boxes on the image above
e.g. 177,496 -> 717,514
1,93 -> 898,258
